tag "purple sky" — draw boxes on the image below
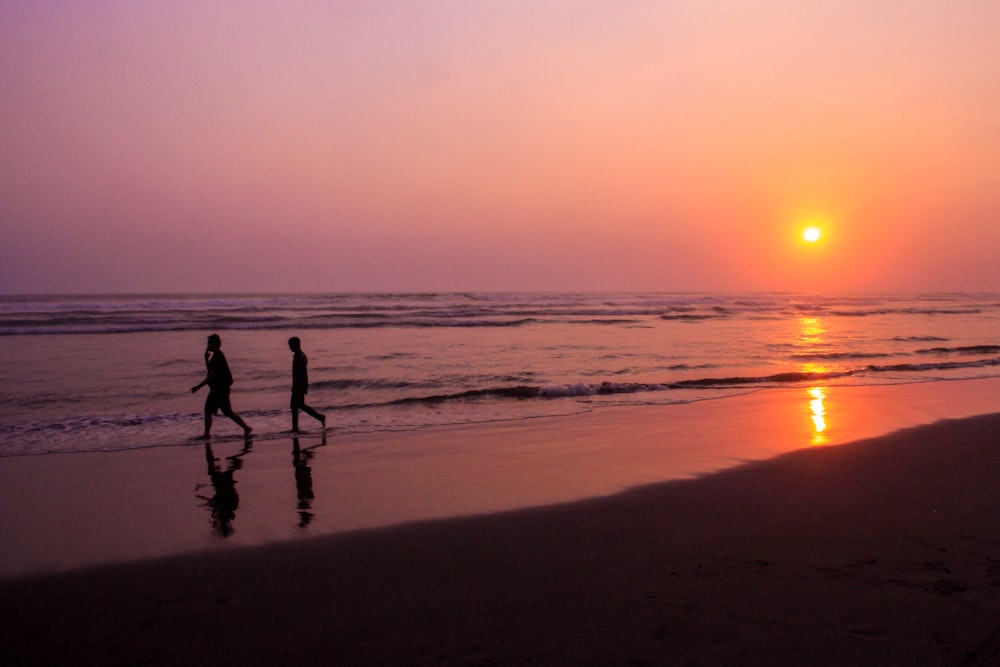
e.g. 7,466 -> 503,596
3,1 -> 1000,293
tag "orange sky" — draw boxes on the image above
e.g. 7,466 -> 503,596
2,1 -> 999,293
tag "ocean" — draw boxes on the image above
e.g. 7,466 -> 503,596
2,292 -> 1000,458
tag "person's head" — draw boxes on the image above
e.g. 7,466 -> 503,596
207,334 -> 222,351
288,336 -> 301,352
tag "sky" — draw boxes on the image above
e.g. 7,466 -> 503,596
2,1 -> 1000,294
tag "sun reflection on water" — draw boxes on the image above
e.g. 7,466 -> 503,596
808,387 -> 827,445
799,317 -> 826,347
799,317 -> 830,445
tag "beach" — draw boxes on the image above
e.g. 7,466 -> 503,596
4,382 -> 1000,665
5,0 -> 1000,657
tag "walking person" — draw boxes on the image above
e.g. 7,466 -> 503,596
288,336 -> 326,432
191,334 -> 252,438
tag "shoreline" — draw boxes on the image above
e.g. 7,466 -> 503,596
4,378 -> 1000,578
4,410 -> 1000,664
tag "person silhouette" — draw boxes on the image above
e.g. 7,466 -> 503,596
191,333 -> 252,438
288,336 -> 326,433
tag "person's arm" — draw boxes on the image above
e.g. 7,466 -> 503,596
192,351 -> 216,392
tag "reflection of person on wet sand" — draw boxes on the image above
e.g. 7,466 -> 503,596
292,435 -> 325,528
197,440 -> 252,537
291,437 -> 315,528
191,334 -> 252,439
288,336 -> 325,433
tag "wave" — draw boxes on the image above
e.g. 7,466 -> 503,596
9,360 -> 1000,447
660,313 -> 727,321
825,308 -> 983,317
337,370 -> 858,408
6,356 -> 1000,458
866,357 -> 1000,373
3,292 -> 1000,335
791,352 -> 896,360
0,316 -> 544,335
309,378 -> 434,392
0,412 -> 199,438
669,371 -> 854,387
335,357 -> 1000,409
914,345 -> 1000,356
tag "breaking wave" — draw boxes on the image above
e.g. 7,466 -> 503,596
4,292 -> 1000,335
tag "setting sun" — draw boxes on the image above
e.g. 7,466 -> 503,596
803,227 -> 821,243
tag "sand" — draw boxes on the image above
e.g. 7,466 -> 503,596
6,380 -> 1000,579
4,403 -> 1000,665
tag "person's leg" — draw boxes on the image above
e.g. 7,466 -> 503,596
291,393 -> 301,432
201,395 -> 215,438
292,392 -> 324,429
219,391 -> 251,435
228,411 -> 252,435
300,401 -> 325,426
202,411 -> 213,438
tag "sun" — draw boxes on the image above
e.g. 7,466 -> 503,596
803,227 -> 821,243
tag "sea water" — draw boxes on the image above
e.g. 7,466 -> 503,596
1,292 -> 999,457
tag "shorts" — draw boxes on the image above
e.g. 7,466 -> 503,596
206,388 -> 234,416
290,391 -> 307,409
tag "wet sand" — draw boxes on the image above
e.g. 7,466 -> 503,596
5,380 -> 1000,578
4,406 -> 1000,664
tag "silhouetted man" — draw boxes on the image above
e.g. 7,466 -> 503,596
288,336 -> 326,432
191,333 -> 252,438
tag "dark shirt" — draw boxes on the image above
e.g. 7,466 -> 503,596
207,350 -> 234,390
292,350 -> 309,394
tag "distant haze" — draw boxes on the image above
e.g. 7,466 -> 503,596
2,1 -> 999,294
